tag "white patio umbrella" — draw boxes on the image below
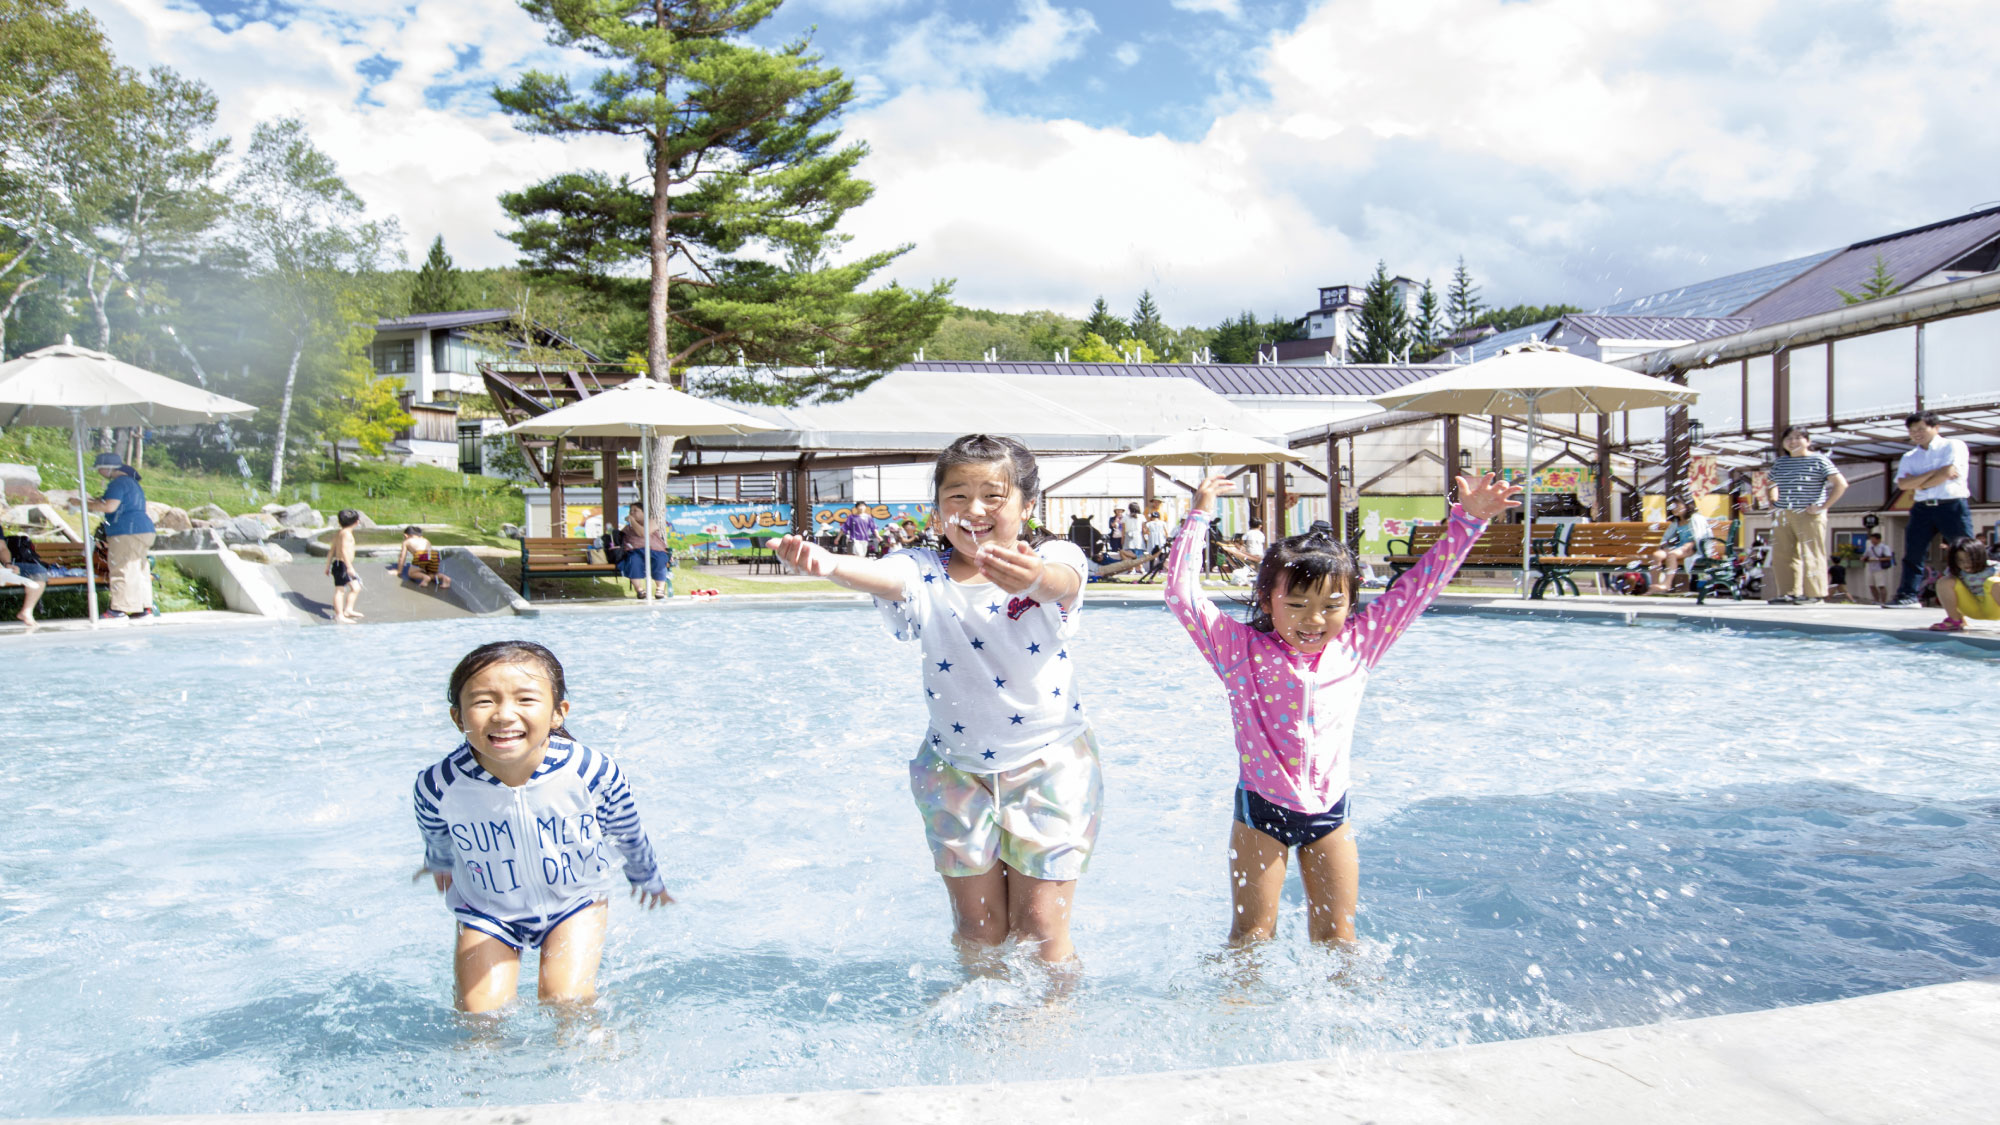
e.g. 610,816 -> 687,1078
0,343 -> 257,625
499,377 -> 778,605
1110,422 -> 1303,472
1370,343 -> 1699,597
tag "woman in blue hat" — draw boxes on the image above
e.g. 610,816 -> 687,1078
71,452 -> 156,618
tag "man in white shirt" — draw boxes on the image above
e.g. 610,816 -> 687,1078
1889,411 -> 1972,607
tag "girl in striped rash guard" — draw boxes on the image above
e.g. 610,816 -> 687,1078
414,641 -> 672,1012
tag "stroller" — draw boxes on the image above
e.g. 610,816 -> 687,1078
1690,519 -> 1751,604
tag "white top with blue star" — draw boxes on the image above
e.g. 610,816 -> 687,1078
875,540 -> 1089,773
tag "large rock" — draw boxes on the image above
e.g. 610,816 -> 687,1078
147,501 -> 193,532
188,503 -> 231,522
0,463 -> 39,489
3,479 -> 47,505
231,542 -> 294,566
221,514 -> 275,543
278,502 -> 324,529
260,502 -> 287,516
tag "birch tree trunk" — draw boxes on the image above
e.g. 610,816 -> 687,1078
0,272 -> 43,359
645,115 -> 675,509
269,331 -> 305,493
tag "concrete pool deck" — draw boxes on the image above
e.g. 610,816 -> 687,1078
26,975 -> 1999,1124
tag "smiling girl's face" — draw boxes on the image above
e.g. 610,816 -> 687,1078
1263,572 -> 1351,654
936,460 -> 1027,556
452,660 -> 569,784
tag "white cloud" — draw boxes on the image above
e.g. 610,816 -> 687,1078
878,0 -> 1098,85
1170,0 -> 1243,16
1112,42 -> 1141,68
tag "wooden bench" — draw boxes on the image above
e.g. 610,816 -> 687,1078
518,537 -> 629,597
0,539 -> 107,613
1384,521 -> 1535,588
1532,521 -> 1669,598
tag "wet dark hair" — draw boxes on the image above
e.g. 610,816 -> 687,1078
1247,525 -> 1363,633
1948,536 -> 1988,577
447,640 -> 573,739
932,433 -> 1052,545
403,525 -> 422,536
1905,410 -> 1940,428
337,509 -> 360,527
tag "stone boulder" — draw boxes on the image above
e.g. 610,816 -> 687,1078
3,479 -> 48,505
0,463 -> 39,489
231,541 -> 294,566
188,503 -> 231,522
278,502 -> 324,529
220,514 -> 276,544
260,502 -> 287,516
146,501 -> 194,532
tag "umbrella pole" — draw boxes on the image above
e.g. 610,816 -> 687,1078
641,426 -> 654,608
72,409 -> 100,628
1521,398 -> 1536,600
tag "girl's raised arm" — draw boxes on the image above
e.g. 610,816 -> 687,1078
1348,472 -> 1519,668
774,534 -> 910,600
1165,476 -> 1248,672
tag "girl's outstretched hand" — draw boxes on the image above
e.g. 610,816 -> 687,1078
774,534 -> 838,577
1193,474 -> 1238,513
1457,472 -> 1525,521
632,885 -> 675,909
412,867 -> 451,893
976,539 -> 1042,595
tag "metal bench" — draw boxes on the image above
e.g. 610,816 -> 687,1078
1532,521 -> 1666,598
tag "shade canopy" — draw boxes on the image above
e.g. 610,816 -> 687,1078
498,377 -> 778,439
1369,344 -> 1698,417
0,343 -> 257,426
1111,424 -> 1303,468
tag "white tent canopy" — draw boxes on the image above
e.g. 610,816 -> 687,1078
691,371 -> 1286,455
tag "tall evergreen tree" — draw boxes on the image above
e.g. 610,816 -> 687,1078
1352,261 -> 1410,364
1081,295 -> 1123,342
1129,289 -> 1165,353
493,0 -> 947,397
1835,255 -> 1902,304
1446,255 -> 1483,332
407,234 -> 464,314
1412,279 -> 1443,358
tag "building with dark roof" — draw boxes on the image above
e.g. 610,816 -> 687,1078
1450,205 -> 2000,365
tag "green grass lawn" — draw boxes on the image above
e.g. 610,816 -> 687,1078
1,425 -> 524,532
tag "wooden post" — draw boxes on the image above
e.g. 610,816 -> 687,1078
1773,346 -> 1791,450
1273,463 -> 1290,536
1739,360 -> 1750,436
601,446 -> 619,535
1142,462 -> 1156,516
1594,414 -> 1612,521
1441,416 -> 1461,502
1489,414 -> 1503,474
790,456 -> 811,534
1914,323 -> 1927,410
1665,385 -> 1689,505
549,436 -> 567,537
1327,437 -> 1343,540
1826,340 -> 1837,424
1979,448 -> 1990,503
1253,465 -> 1270,533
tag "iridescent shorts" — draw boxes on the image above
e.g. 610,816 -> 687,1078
907,728 -> 1102,882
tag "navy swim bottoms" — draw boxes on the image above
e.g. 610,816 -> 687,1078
1234,786 -> 1350,848
330,559 -> 354,588
453,897 -> 600,951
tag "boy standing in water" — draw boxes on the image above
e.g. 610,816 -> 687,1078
327,509 -> 364,623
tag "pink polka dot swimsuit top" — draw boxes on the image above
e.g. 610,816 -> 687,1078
1164,507 -> 1488,814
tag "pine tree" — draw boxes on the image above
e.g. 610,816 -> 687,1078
1082,296 -> 1124,342
1835,255 -> 1902,305
1412,279 -> 1443,359
1446,256 -> 1483,332
1353,261 -> 1410,364
1129,289 -> 1166,353
407,234 -> 463,314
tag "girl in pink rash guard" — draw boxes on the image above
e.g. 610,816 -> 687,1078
1165,472 -> 1521,946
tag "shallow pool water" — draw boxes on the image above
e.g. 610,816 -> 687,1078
4,607 -> 1997,1115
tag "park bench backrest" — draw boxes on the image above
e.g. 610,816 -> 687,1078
1551,522 -> 1662,561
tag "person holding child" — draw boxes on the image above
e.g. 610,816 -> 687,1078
775,434 -> 1096,964
616,503 -> 672,599
414,641 -> 671,1011
1165,470 -> 1521,946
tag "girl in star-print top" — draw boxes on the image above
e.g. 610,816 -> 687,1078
776,434 -> 1097,964
1166,471 -> 1521,947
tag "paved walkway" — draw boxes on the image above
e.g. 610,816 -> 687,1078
25,976 -> 1999,1124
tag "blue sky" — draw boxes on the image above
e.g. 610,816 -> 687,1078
86,0 -> 2000,327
